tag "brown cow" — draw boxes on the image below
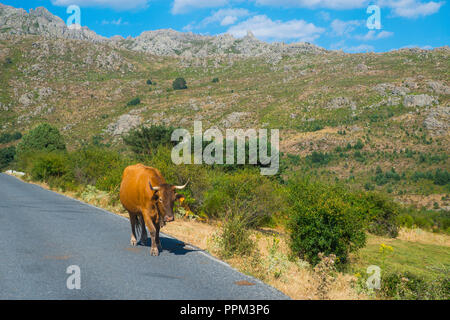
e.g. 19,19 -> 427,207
119,164 -> 187,256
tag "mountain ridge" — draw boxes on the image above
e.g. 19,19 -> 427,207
0,3 -> 327,60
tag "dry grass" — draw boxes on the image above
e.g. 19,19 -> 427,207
10,173 -> 448,300
397,227 -> 450,247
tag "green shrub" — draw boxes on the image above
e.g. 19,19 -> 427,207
123,125 -> 176,155
172,77 -> 187,90
364,182 -> 375,191
30,152 -> 74,190
212,77 -> 219,83
287,178 -> 367,268
0,131 -> 22,144
126,97 -> 141,106
16,123 -> 65,158
69,146 -> 128,191
202,169 -> 285,227
146,79 -> 152,85
361,192 -> 400,238
380,272 -> 449,300
307,151 -> 332,166
214,213 -> 255,259
0,146 -> 16,169
398,208 -> 450,234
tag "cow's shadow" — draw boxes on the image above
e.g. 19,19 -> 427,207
138,235 -> 200,256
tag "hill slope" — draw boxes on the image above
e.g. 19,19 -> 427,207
0,3 -> 449,210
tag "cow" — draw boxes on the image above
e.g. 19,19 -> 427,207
119,164 -> 188,256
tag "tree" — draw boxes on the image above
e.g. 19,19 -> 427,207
123,125 -> 176,155
172,77 -> 187,90
16,123 -> 66,157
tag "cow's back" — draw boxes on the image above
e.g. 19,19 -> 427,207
119,164 -> 165,214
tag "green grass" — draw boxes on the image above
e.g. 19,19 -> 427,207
352,234 -> 450,280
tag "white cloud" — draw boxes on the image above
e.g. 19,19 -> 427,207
253,0 -> 369,10
171,0 -> 228,14
317,11 -> 331,21
253,0 -> 444,18
330,19 -> 362,36
379,0 -> 444,18
226,15 -> 325,42
203,8 -> 250,26
51,0 -> 149,10
101,18 -> 128,25
355,30 -> 394,40
183,8 -> 249,31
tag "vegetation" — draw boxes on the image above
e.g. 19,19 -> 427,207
15,123 -> 66,158
0,131 -> 21,144
287,178 -> 367,268
172,77 -> 187,90
126,97 -> 141,106
2,33 -> 448,300
123,125 -> 176,155
0,146 -> 15,169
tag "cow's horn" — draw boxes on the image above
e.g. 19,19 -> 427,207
149,182 -> 160,191
174,180 -> 189,190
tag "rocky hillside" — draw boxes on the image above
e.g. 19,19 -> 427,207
0,3 -> 324,61
0,3 -> 449,210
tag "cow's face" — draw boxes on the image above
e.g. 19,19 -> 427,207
149,181 -> 188,223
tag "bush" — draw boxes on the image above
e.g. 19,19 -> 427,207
123,125 -> 176,155
30,152 -> 74,190
361,193 -> 400,238
214,213 -> 255,259
398,208 -> 450,234
202,169 -> 285,227
380,272 -> 449,300
69,146 -> 128,191
0,146 -> 16,169
307,151 -> 332,166
146,79 -> 152,85
0,131 -> 22,144
16,123 -> 65,158
127,97 -> 141,106
172,77 -> 187,90
287,178 -> 367,268
212,77 -> 219,83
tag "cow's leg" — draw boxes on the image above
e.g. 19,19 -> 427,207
139,214 -> 148,246
129,213 -> 138,246
155,223 -> 162,251
142,210 -> 159,256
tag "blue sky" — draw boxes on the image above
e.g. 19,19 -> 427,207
4,0 -> 449,52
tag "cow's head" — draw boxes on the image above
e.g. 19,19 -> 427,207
149,180 -> 188,223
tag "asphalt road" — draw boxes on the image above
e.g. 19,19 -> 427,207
0,173 -> 289,300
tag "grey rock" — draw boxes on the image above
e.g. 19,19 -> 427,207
403,94 -> 437,107
19,92 -> 33,107
426,80 -> 450,95
374,83 -> 410,96
355,63 -> 368,72
327,97 -> 356,110
107,114 -> 142,136
0,4 -> 326,59
423,106 -> 449,135
221,112 -> 251,128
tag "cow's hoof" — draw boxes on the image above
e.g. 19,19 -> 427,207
150,247 -> 159,256
130,238 -> 138,246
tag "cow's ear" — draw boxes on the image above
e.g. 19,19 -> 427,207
175,193 -> 185,203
